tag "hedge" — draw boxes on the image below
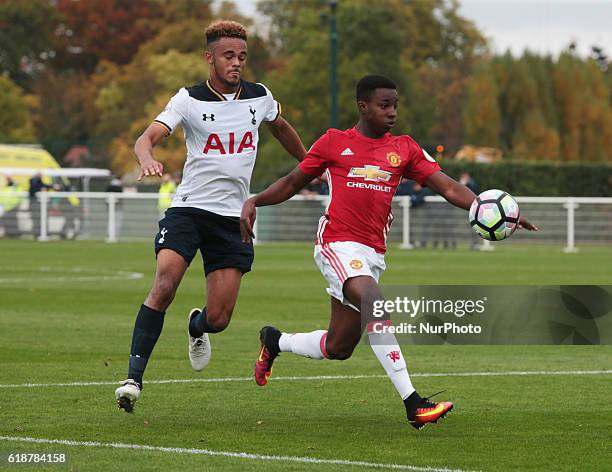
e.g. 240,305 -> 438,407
438,160 -> 612,197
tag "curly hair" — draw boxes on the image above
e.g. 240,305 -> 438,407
205,20 -> 247,45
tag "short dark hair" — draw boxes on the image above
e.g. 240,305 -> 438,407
356,75 -> 397,102
205,20 -> 247,45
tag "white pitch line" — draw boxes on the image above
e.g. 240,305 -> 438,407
0,436 -> 478,472
0,271 -> 143,283
0,370 -> 610,389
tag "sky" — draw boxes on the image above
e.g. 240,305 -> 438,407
458,0 -> 612,57
219,0 -> 612,58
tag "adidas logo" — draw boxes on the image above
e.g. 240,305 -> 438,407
341,148 -> 354,156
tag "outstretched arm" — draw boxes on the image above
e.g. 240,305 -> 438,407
425,171 -> 475,211
240,167 -> 317,242
266,116 -> 307,162
425,171 -> 538,231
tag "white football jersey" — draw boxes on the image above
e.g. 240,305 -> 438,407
154,80 -> 281,216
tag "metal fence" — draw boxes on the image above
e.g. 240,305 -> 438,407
1,192 -> 611,252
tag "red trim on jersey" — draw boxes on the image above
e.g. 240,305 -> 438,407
321,244 -> 348,281
319,331 -> 329,359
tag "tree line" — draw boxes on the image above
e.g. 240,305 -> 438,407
1,0 -> 610,186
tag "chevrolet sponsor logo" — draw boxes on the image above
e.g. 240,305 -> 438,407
347,181 -> 392,192
347,165 -> 392,182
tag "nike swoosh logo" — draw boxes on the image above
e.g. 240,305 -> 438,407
258,346 -> 266,362
415,404 -> 446,418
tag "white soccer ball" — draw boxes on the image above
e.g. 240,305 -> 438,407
469,189 -> 520,241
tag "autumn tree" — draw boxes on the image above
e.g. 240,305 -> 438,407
576,60 -> 612,161
463,64 -> 501,147
52,0 -> 162,73
552,54 -> 583,160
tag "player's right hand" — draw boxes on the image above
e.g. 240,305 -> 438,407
518,217 -> 539,231
240,198 -> 257,243
137,157 -> 164,181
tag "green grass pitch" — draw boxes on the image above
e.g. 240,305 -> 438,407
0,241 -> 611,471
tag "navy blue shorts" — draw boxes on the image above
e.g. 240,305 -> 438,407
154,207 -> 254,276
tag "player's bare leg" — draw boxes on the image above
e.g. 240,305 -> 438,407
188,268 -> 242,370
116,249 -> 188,412
324,297 -> 362,359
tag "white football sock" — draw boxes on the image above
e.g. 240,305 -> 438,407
367,321 -> 415,399
279,330 -> 328,359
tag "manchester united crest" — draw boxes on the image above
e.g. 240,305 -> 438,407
386,152 -> 401,167
350,259 -> 363,270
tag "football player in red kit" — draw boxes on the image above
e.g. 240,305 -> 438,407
240,75 -> 537,429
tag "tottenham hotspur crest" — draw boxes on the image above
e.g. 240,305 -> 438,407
249,106 -> 256,125
158,228 -> 167,244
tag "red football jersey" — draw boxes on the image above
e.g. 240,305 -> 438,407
298,127 -> 441,253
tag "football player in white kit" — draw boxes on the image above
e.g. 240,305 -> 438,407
115,21 -> 307,412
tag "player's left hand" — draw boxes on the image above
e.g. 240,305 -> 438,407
240,199 -> 257,243
518,217 -> 538,231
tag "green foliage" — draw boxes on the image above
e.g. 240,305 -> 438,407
440,160 -> 612,196
35,70 -> 99,159
0,0 -> 59,88
146,50 -> 209,92
0,76 -> 36,143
